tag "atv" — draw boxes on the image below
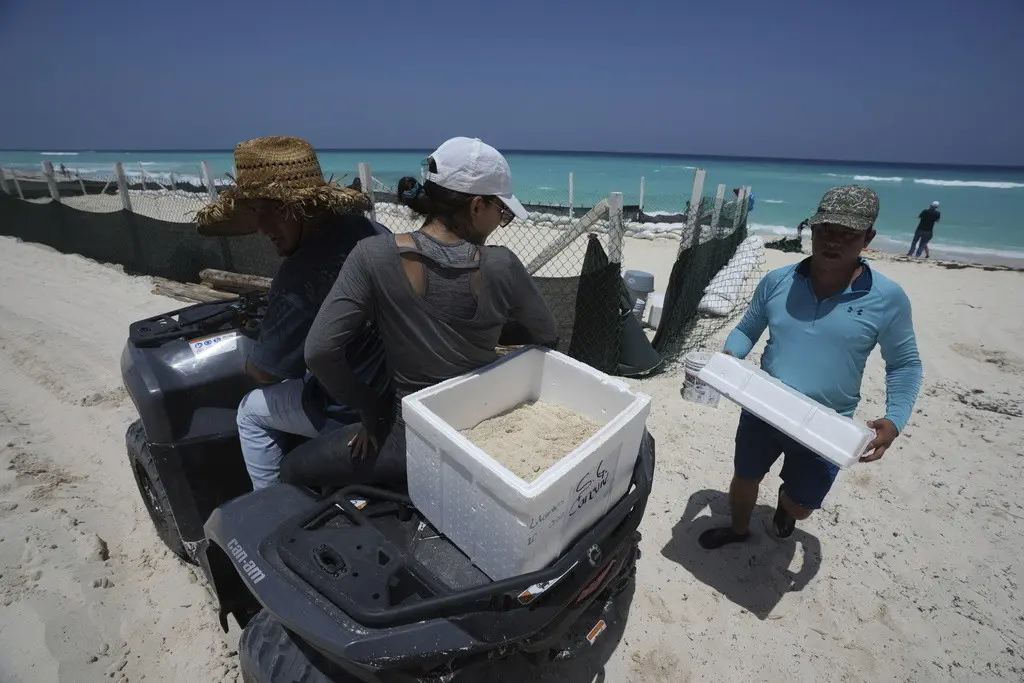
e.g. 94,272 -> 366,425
121,291 -> 655,682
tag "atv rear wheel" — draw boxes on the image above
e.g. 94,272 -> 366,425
126,420 -> 191,563
239,610 -> 358,683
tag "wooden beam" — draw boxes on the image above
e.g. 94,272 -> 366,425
198,268 -> 272,293
152,278 -> 237,304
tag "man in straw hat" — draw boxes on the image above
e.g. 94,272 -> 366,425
698,185 -> 923,550
195,136 -> 390,490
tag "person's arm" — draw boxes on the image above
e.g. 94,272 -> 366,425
877,289 -> 923,433
506,251 -> 559,347
247,285 -> 312,385
304,244 -> 383,421
861,287 -> 923,462
723,273 -> 773,358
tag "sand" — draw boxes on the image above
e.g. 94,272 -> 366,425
461,400 -> 601,482
0,227 -> 1023,682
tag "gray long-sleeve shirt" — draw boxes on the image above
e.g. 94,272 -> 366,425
305,232 -> 558,424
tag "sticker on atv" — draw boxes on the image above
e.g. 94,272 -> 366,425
188,332 -> 239,360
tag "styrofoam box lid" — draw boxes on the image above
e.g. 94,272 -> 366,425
403,347 -> 652,498
697,352 -> 873,468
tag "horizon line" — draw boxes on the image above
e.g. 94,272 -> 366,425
1,147 -> 1021,171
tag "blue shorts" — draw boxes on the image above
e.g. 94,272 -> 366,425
733,411 -> 840,510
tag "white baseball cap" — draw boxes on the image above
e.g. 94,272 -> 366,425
931,201 -> 940,207
423,137 -> 528,220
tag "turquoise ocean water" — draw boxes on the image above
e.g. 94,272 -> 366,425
2,149 -> 1022,264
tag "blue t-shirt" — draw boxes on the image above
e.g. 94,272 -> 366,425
248,215 -> 391,428
724,258 -> 922,432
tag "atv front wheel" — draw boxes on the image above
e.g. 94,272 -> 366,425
126,420 -> 191,563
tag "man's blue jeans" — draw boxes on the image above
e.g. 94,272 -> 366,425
237,379 -> 320,490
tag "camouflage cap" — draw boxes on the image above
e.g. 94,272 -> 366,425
808,185 -> 879,232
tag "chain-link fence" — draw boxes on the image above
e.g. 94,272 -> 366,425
0,161 -> 760,374
651,189 -> 765,362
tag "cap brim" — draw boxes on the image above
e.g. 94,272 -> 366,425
498,193 -> 529,220
808,212 -> 873,232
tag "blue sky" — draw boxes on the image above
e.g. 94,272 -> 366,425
1,0 -> 1021,165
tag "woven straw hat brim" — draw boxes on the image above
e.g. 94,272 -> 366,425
193,182 -> 373,236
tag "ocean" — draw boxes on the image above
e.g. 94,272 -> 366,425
2,149 -> 1022,264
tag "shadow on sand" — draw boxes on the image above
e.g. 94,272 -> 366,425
451,583 -> 635,683
661,488 -> 822,619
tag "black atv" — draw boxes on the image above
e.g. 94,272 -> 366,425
121,292 -> 655,682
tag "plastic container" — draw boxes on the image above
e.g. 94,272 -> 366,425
403,347 -> 652,581
697,352 -> 873,468
646,292 -> 665,330
681,350 -> 721,407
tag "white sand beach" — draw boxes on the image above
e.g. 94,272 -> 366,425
0,230 -> 1022,682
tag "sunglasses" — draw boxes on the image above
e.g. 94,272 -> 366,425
486,197 -> 515,227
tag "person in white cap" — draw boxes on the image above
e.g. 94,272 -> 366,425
907,201 -> 941,258
279,137 -> 559,489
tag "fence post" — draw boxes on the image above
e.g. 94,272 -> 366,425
200,161 -> 218,202
169,172 -> 177,191
0,168 -> 10,195
42,161 -> 60,202
608,192 -> 625,264
568,172 -> 574,220
680,169 -> 706,255
114,162 -> 133,212
525,198 -> 610,275
76,169 -> 87,196
711,183 -> 726,232
11,172 -> 25,200
638,176 -> 646,214
732,186 -> 747,230
357,162 -> 377,223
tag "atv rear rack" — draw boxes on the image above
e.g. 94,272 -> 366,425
266,430 -> 654,628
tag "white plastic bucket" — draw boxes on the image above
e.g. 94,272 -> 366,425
681,350 -> 721,407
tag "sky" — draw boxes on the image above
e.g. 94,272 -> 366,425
0,0 -> 1021,166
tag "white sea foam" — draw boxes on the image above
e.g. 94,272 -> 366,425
762,199 -> 786,204
853,175 -> 904,182
749,223 -> 797,237
913,178 -> 1024,189
39,152 -> 79,156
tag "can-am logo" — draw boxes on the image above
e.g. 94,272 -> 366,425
227,538 -> 266,584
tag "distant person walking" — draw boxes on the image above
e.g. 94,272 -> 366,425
907,201 -> 940,258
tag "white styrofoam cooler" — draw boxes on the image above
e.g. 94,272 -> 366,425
697,352 -> 873,468
403,347 -> 652,581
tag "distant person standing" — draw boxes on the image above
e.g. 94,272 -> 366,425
796,218 -> 810,239
907,201 -> 940,258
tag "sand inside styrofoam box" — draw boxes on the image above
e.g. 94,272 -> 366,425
459,400 -> 602,482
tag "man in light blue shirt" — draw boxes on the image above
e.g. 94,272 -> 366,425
700,185 -> 923,550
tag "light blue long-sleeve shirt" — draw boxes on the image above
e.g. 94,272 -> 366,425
723,258 -> 923,432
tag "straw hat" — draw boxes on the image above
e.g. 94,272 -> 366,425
194,136 -> 373,236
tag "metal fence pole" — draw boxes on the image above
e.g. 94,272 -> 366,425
0,168 -> 10,196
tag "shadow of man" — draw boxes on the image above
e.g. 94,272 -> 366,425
661,488 -> 822,620
450,582 -> 636,683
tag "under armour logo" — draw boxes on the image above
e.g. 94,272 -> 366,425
847,306 -> 863,316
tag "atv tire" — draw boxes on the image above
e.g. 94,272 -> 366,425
126,420 -> 191,563
239,610 -> 356,683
